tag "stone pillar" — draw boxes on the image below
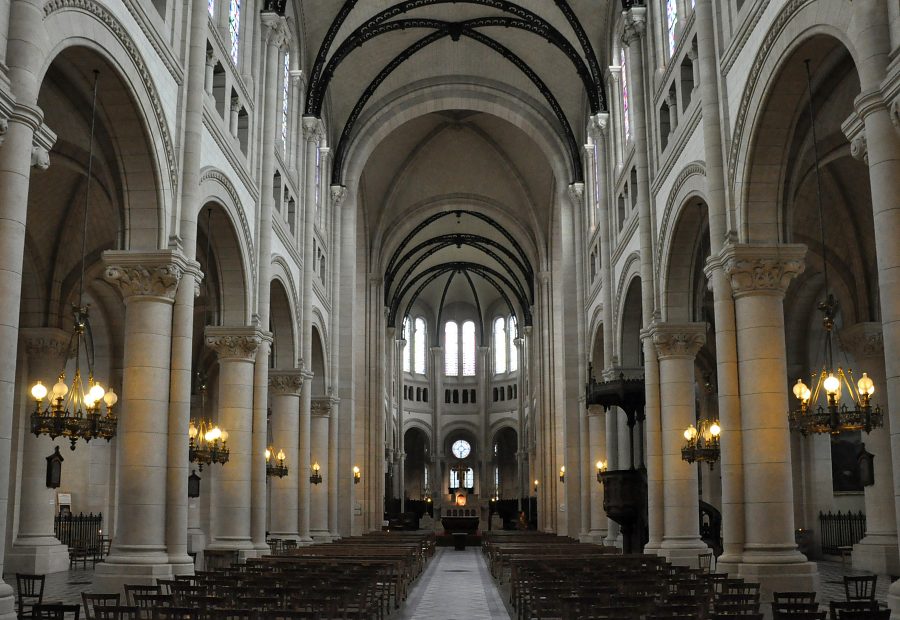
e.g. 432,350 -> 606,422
650,322 -> 709,566
204,50 -> 215,95
578,401 -> 591,541
695,0 -> 745,574
310,398 -> 331,541
397,339 -> 408,512
514,337 -> 526,509
203,327 -> 261,558
721,244 -> 818,595
841,324 -> 898,574
604,406 -> 621,546
93,252 -> 187,592
587,405 -> 608,542
328,186 -> 347,539
268,370 -> 303,540
6,329 -> 71,574
666,90 -> 678,135
297,371 -> 313,542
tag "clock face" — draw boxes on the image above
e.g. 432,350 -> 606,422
452,439 -> 471,459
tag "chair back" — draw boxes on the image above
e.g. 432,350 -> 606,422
843,575 -> 877,601
16,573 -> 46,599
33,603 -> 81,619
773,592 -> 817,604
82,593 -> 121,620
698,552 -> 713,573
93,606 -> 139,620
123,585 -> 161,606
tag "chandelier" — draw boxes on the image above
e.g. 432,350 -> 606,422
787,61 -> 881,436
265,446 -> 288,478
29,72 -> 118,449
188,418 -> 229,470
681,419 -> 721,468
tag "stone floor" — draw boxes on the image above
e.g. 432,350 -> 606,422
2,555 -> 890,618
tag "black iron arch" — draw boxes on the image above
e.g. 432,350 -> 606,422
309,16 -> 600,117
434,270 -> 457,345
386,233 -> 533,305
390,261 -> 529,327
386,209 -> 534,286
330,24 -> 583,183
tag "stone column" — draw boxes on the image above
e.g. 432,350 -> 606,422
604,406 -> 621,546
579,401 -> 591,541
587,405 -> 608,542
203,327 -> 261,558
514,337 -> 526,509
695,0 -> 745,574
6,329 -> 71,574
268,370 -> 303,540
310,397 -> 331,541
328,186 -> 346,539
297,370 -> 313,542
841,324 -> 898,574
93,252 -> 187,591
397,339 -> 408,511
650,322 -> 709,566
721,244 -> 818,595
250,335 -> 272,556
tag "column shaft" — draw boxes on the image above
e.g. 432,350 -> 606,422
268,371 -> 302,540
588,408 -> 608,540
297,376 -> 312,541
310,401 -> 330,540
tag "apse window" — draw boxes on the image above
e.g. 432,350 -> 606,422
452,439 -> 471,459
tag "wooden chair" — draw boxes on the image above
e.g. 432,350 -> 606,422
200,610 -> 253,620
149,610 -> 200,620
772,611 -> 825,620
773,592 -> 816,604
82,593 -> 121,620
92,607 -> 139,620
698,552 -> 714,574
15,573 -> 46,619
123,585 -> 160,607
33,604 -> 81,619
833,611 -> 889,620
830,600 -> 883,619
843,575 -> 877,601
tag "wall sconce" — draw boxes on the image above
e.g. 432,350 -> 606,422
353,465 -> 361,484
533,479 -> 539,493
265,446 -> 288,478
596,460 -> 607,483
310,461 -> 322,485
559,466 -> 566,483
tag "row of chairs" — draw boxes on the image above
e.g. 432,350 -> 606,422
771,582 -> 888,619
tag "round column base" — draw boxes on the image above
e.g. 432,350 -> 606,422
5,540 -> 70,574
852,534 -> 900,575
93,557 -> 175,595
0,582 -> 16,620
738,560 -> 818,602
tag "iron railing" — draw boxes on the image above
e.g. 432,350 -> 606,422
54,512 -> 103,551
819,510 -> 866,554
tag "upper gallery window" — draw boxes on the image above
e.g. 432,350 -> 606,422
228,0 -> 241,65
281,53 -> 290,150
414,317 -> 426,374
666,0 -> 678,57
444,321 -> 458,376
620,47 -> 630,143
493,317 -> 507,374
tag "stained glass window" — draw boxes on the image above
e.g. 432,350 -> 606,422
402,318 -> 411,373
281,53 -> 290,151
450,468 -> 474,488
208,0 -> 214,17
315,146 -> 321,223
509,316 -> 518,372
593,142 -> 601,224
228,0 -> 240,65
620,47 -> 630,142
414,317 -> 426,374
494,317 -> 506,374
462,321 -> 476,376
666,0 -> 678,57
444,322 -> 458,376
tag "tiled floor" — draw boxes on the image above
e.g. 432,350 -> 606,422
3,556 -> 890,618
397,547 -> 510,620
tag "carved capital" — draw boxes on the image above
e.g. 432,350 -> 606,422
302,116 -> 325,144
269,369 -> 304,395
587,404 -> 606,417
32,121 -> 56,170
260,13 -> 291,51
31,145 -> 50,170
311,396 -> 333,417
20,328 -> 71,364
720,243 -> 806,298
648,322 -> 707,360
850,135 -> 868,163
666,90 -> 678,107
330,185 -> 347,209
205,326 -> 262,361
839,322 -> 884,361
0,117 -> 7,146
622,7 -> 647,47
588,113 -> 609,141
103,250 -> 189,301
205,50 -> 216,67
890,99 -> 900,134
568,183 -> 584,206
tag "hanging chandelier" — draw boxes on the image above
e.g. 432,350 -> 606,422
787,61 -> 882,436
681,419 -> 721,468
28,72 -> 118,450
265,446 -> 288,478
188,418 -> 229,470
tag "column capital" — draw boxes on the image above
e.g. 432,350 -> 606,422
841,109 -> 868,163
719,243 -> 806,298
103,250 -> 190,302
302,116 -> 325,143
19,327 -> 71,364
205,326 -> 263,361
588,112 -> 609,141
587,404 -> 605,417
330,185 -> 347,209
311,396 -> 333,417
647,321 -> 707,360
205,49 -> 216,67
32,121 -> 56,170
839,322 -> 883,360
260,13 -> 291,51
268,369 -> 304,395
567,182 -> 585,206
622,7 -> 647,46
665,90 -> 678,107
514,337 -> 525,346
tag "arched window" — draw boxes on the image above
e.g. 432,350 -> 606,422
450,468 -> 474,489
228,0 -> 241,65
414,317 -> 426,374
493,317 -> 506,374
281,52 -> 290,150
314,146 -> 321,223
462,320 -> 476,376
402,318 -> 411,373
666,0 -> 678,57
620,47 -> 630,143
208,0 -> 214,16
509,316 -> 518,372
444,321 -> 458,376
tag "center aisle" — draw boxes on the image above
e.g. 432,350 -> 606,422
398,547 -> 511,620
